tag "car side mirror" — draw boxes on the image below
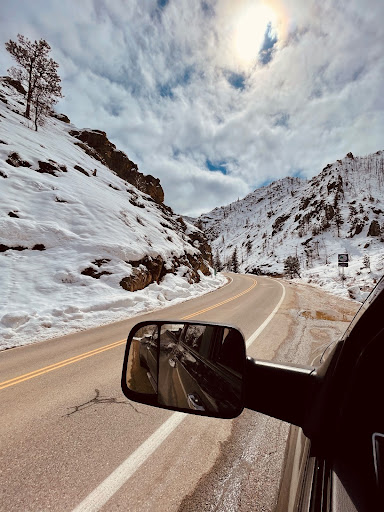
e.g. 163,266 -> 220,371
121,321 -> 246,419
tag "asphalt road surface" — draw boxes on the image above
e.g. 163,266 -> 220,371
0,274 -> 358,511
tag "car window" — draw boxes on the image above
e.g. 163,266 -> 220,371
216,328 -> 244,375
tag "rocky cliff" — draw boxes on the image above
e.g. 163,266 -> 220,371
69,128 -> 164,204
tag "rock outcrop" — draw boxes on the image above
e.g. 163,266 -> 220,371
1,76 -> 26,95
119,250 -> 211,293
69,129 -> 164,203
368,220 -> 381,237
52,112 -> 70,123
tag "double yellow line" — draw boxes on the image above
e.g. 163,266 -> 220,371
0,339 -> 126,391
182,276 -> 257,319
0,276 -> 257,392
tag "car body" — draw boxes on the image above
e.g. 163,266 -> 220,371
122,275 -> 384,511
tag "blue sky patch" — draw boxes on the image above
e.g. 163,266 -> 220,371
158,66 -> 194,98
206,159 -> 228,175
157,0 -> 169,8
227,72 -> 246,90
182,66 -> 194,85
158,83 -> 174,99
259,22 -> 278,65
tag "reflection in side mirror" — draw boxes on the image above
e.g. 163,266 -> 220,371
121,321 -> 246,419
126,325 -> 159,394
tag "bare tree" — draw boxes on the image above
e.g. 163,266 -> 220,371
5,34 -> 63,129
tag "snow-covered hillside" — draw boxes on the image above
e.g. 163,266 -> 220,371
0,77 -> 224,350
198,152 -> 384,301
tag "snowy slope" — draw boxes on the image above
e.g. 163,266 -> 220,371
198,153 -> 384,301
0,78 -> 224,350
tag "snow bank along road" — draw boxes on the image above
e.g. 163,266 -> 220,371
0,274 -> 359,511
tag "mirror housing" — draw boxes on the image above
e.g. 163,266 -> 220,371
121,320 -> 246,419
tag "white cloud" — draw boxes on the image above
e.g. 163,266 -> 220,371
0,0 -> 383,214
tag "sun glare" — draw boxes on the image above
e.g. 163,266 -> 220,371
233,2 -> 278,67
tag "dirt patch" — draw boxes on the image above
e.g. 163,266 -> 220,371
299,310 -> 351,322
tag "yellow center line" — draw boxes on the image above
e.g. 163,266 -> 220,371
0,339 -> 126,391
0,276 -> 257,391
182,276 -> 257,319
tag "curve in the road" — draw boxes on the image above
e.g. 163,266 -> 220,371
72,277 -> 286,512
0,276 -> 258,392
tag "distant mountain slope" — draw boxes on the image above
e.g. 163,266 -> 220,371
198,152 -> 384,299
0,77 -> 221,349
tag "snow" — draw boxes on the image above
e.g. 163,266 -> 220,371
0,79 -> 226,350
199,155 -> 384,302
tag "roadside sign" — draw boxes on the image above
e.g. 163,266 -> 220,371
338,254 -> 349,267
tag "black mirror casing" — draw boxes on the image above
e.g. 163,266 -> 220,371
121,320 -> 246,419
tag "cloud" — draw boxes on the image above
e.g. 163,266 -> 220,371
0,0 -> 383,215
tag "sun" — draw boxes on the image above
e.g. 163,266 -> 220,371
233,1 -> 278,67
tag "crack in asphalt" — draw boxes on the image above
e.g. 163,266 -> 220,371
65,388 -> 141,416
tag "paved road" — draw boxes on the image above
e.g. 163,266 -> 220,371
0,274 -> 286,511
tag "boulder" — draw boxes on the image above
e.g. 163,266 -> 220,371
367,220 -> 381,236
120,256 -> 165,292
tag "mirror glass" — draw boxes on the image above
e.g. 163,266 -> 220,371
126,324 -> 158,394
123,321 -> 245,418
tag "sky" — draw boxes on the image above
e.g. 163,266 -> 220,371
0,0 -> 383,216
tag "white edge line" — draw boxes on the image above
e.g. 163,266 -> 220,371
72,277 -> 286,512
72,412 -> 185,512
245,278 -> 286,349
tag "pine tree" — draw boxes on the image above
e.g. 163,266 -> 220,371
284,256 -> 301,278
231,247 -> 239,273
214,249 -> 223,271
5,34 -> 63,129
334,207 -> 344,237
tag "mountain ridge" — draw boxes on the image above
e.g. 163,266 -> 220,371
197,150 -> 384,300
